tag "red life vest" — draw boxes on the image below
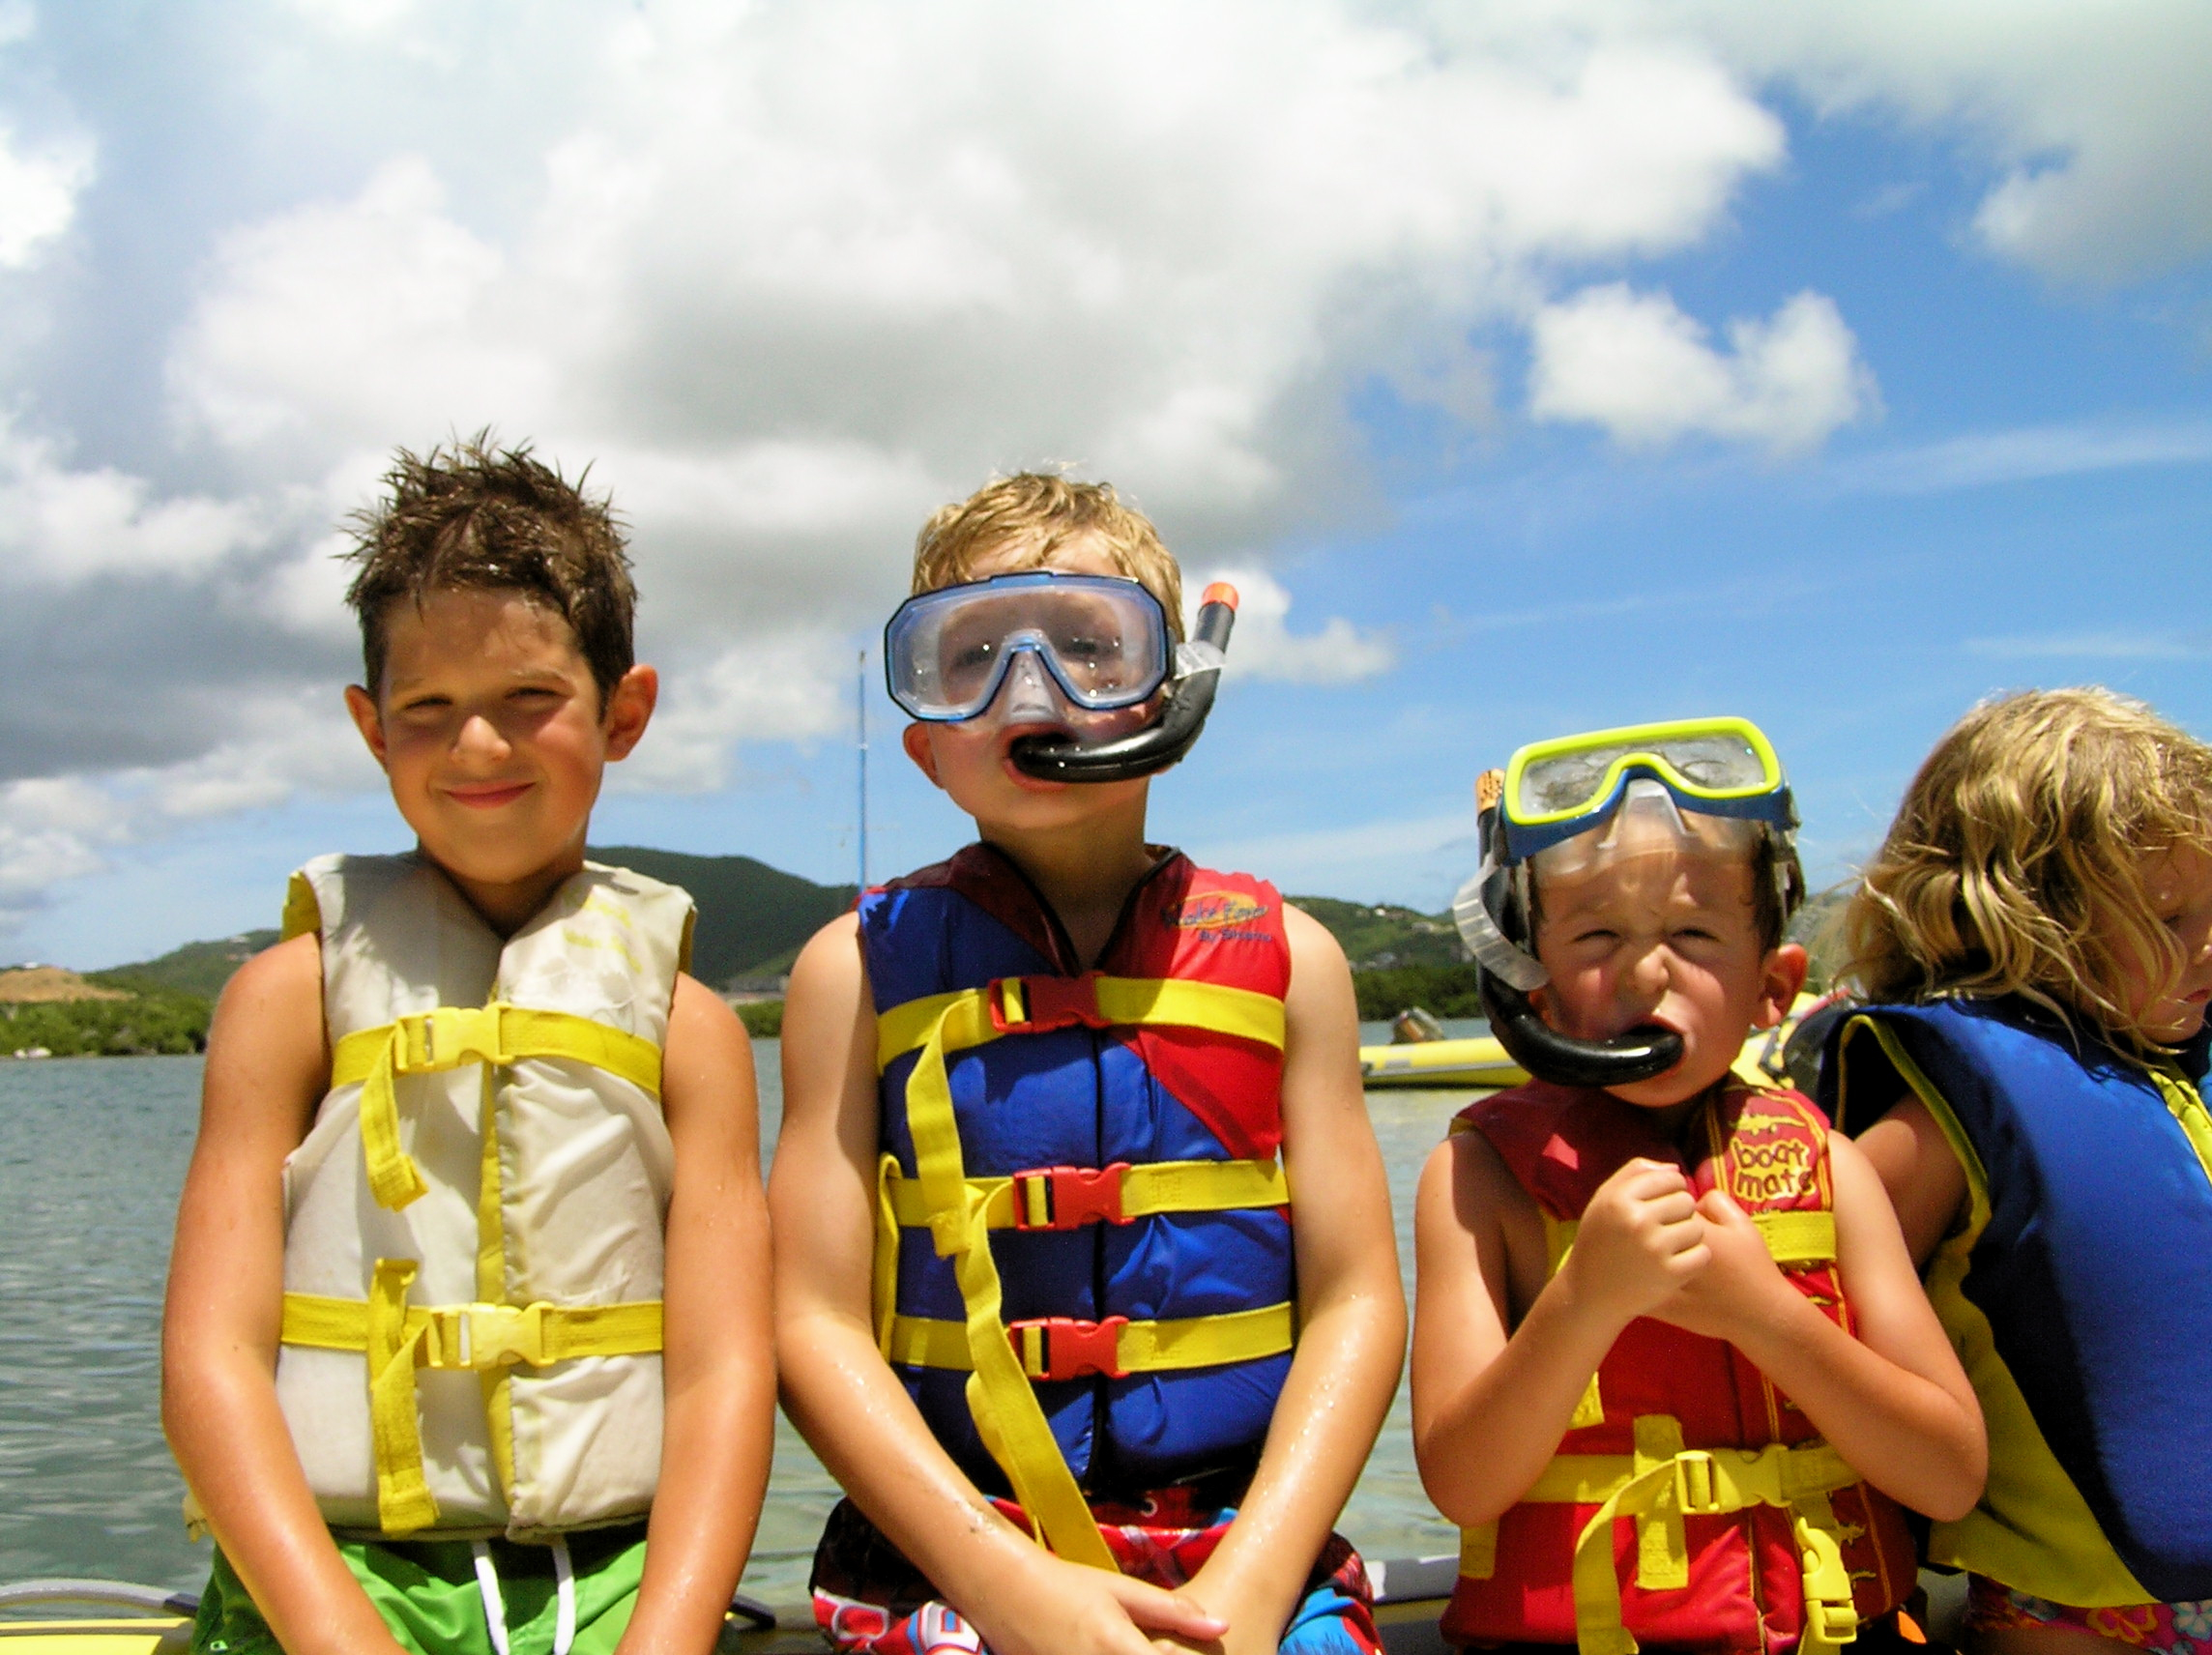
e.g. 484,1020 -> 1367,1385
1441,1080 -> 1917,1655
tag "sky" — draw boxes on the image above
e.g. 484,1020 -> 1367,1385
4,0 -> 2212,969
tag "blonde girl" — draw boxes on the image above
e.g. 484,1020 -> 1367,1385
1826,686 -> 2212,1653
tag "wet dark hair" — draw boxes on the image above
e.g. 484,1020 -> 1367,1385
343,434 -> 635,707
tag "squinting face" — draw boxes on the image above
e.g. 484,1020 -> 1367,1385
1530,830 -> 1804,1112
2114,842 -> 2212,1044
344,588 -> 648,905
901,537 -> 1160,830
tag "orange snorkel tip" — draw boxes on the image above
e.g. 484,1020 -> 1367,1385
1199,581 -> 1239,611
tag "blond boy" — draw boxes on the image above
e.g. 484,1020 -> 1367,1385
771,475 -> 1405,1655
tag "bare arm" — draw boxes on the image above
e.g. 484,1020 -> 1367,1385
769,915 -> 1225,1655
161,935 -> 408,1655
1180,909 -> 1404,1655
1854,1096 -> 1969,1269
618,974 -> 776,1655
1412,1139 -> 1709,1526
1654,1134 -> 1985,1520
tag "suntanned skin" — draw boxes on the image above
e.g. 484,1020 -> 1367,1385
1854,844 -> 2212,1655
162,589 -> 775,1655
771,538 -> 1406,1655
1412,828 -> 1986,1540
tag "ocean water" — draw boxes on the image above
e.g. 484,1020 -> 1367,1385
0,1035 -> 1471,1603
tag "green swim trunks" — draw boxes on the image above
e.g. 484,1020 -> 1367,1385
191,1521 -> 648,1655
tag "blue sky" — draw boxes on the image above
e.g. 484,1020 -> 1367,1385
3,3 -> 2210,969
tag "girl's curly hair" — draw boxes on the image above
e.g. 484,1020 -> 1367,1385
1844,686 -> 2212,1048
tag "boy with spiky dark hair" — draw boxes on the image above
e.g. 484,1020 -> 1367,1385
164,437 -> 774,1655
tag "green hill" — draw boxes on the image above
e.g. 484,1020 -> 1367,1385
90,930 -> 281,1000
1287,896 -> 1467,970
588,847 -> 854,986
88,865 -> 1484,1024
89,852 -> 855,1003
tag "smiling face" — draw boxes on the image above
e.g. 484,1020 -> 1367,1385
343,586 -> 655,931
2112,842 -> 2212,1044
900,536 -> 1161,832
1529,823 -> 1806,1114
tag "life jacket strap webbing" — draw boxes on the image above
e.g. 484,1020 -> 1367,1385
281,1282 -> 663,1536
882,1156 -> 1289,1231
881,973 -> 1287,1572
330,1003 -> 663,1211
1459,1422 -> 1864,1655
887,1300 -> 1294,1379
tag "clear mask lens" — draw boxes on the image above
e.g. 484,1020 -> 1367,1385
1529,777 -> 1764,882
887,573 -> 1170,721
1517,732 -> 1770,820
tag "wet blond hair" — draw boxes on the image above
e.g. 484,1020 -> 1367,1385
912,473 -> 1185,642
1845,686 -> 2212,1045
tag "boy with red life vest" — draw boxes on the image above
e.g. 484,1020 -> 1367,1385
163,439 -> 775,1655
1411,721 -> 1986,1655
771,475 -> 1406,1655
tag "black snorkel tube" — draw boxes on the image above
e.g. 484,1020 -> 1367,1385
1459,781 -> 1686,1090
1009,583 -> 1238,784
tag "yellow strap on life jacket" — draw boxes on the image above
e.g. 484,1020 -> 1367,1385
886,1301 -> 1294,1376
881,973 -> 1286,1572
1458,1417 -> 1864,1655
883,1157 -> 1290,1231
1542,1209 -> 1837,1270
282,1279 -> 662,1535
330,1003 -> 663,1211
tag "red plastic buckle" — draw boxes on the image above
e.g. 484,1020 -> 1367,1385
1010,1163 -> 1131,1231
988,973 -> 1108,1036
1007,1315 -> 1129,1381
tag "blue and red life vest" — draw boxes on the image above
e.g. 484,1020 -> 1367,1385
861,843 -> 1296,1511
1443,1081 -> 1916,1655
1825,997 -> 2212,1606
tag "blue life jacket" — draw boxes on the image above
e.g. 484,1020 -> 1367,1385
1824,997 -> 2212,1604
861,843 -> 1296,1499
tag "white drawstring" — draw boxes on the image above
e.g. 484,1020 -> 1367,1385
551,1534 -> 576,1655
468,1534 -> 577,1655
470,1541 -> 512,1655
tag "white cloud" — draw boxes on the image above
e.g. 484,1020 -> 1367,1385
618,632 -> 858,794
0,123 -> 89,269
1528,284 -> 1876,454
1965,630 -> 2212,661
1832,419 -> 2212,495
1191,568 -> 1395,685
1197,808 -> 1477,905
0,417 -> 269,582
1686,0 -> 2212,284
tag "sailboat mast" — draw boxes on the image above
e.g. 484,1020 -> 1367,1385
857,647 -> 869,894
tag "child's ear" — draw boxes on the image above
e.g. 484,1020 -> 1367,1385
1755,943 -> 1810,1029
343,683 -> 390,772
901,722 -> 944,788
600,665 -> 657,761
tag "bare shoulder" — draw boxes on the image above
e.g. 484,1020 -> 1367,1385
1420,1123 -> 1543,1301
661,972 -> 756,1132
1281,902 -> 1349,971
1434,1123 -> 1533,1225
666,971 -> 753,1062
207,931 -> 324,1061
789,910 -> 864,996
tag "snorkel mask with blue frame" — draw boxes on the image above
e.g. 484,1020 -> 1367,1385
1454,716 -> 1805,1089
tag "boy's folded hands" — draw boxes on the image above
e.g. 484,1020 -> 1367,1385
1564,1158 -> 1798,1343
1560,1157 -> 1712,1328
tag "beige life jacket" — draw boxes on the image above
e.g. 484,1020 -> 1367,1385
273,852 -> 694,1541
